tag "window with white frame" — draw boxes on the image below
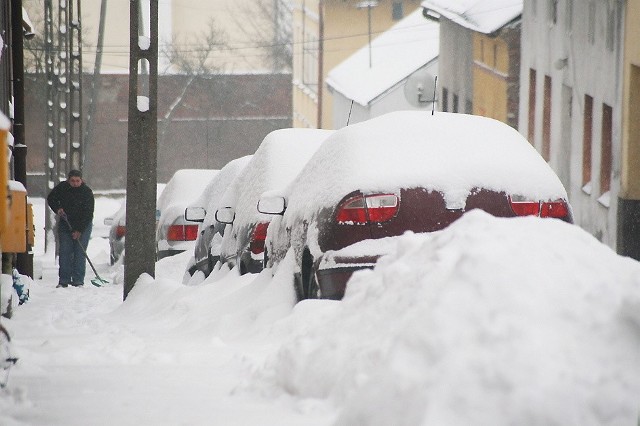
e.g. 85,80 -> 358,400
303,32 -> 318,92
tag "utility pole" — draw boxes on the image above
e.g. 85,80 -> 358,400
67,0 -> 83,171
84,0 -> 107,180
11,0 -> 33,278
124,0 -> 158,300
316,0 -> 323,129
44,0 -> 56,252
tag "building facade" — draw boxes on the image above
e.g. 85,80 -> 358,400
421,0 -> 523,126
292,0 -> 422,129
518,0 -> 624,251
619,0 -> 640,259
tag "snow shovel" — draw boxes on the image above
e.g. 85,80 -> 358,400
61,214 -> 109,287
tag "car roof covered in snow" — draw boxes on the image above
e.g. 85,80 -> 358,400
230,128 -> 334,228
283,111 -> 567,220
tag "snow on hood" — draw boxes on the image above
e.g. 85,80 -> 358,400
255,210 -> 640,424
421,0 -> 522,34
231,128 -> 334,228
326,9 -> 439,106
190,155 -> 253,228
283,111 -> 567,222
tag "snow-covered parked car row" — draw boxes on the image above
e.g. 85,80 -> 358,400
181,111 -> 572,299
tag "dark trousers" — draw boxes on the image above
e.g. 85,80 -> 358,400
58,223 -> 92,285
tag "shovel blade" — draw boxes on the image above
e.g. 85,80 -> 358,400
91,278 -> 109,287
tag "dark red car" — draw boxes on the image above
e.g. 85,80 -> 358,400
259,112 -> 573,300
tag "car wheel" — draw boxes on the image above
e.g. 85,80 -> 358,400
301,249 -> 320,300
293,271 -> 304,302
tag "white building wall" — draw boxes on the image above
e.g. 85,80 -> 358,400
518,0 -> 624,248
331,61 -> 439,129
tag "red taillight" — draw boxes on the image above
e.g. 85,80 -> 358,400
540,201 -> 569,218
335,194 -> 399,225
336,195 -> 368,224
249,222 -> 269,255
509,197 -> 569,219
366,194 -> 399,222
509,201 -> 540,216
115,225 -> 126,238
167,224 -> 199,241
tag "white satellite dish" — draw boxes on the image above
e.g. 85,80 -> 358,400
403,67 -> 436,108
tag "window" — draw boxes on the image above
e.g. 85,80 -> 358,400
453,94 -> 459,113
588,2 -> 596,45
600,104 -> 612,194
583,95 -> 593,186
392,2 -> 403,21
565,0 -> 573,32
303,33 -> 319,92
528,69 -> 536,144
542,75 -> 552,161
442,87 -> 449,112
548,0 -> 558,24
466,99 -> 473,114
606,5 -> 616,51
493,44 -> 498,68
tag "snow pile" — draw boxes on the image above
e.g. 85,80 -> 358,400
257,211 -> 640,425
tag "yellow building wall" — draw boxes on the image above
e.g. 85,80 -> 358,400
622,0 -> 640,199
0,128 -> 8,242
472,33 -> 510,123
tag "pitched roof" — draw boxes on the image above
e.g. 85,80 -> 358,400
326,9 -> 439,107
420,0 -> 522,34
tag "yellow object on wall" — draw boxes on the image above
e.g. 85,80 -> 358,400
1,183 -> 27,253
0,125 -> 9,242
26,203 -> 34,247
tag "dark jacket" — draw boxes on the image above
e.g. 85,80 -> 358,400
47,181 -> 95,233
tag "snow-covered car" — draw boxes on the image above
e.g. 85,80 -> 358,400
156,169 -> 219,260
104,184 -> 165,265
184,155 -> 253,278
216,128 -> 334,275
259,111 -> 574,300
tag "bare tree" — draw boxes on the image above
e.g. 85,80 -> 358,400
227,0 -> 293,72
158,18 -> 229,146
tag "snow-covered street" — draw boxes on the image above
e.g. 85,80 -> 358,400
1,196 -> 639,425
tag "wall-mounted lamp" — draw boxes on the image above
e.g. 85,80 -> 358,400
554,57 -> 569,70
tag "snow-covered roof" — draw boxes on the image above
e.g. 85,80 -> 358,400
421,0 -> 522,34
326,9 -> 439,106
282,111 -> 566,222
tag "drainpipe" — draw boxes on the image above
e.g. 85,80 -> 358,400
316,0 -> 324,129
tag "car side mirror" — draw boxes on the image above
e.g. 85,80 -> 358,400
215,206 -> 235,224
257,195 -> 286,215
104,217 -> 114,226
185,206 -> 206,222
